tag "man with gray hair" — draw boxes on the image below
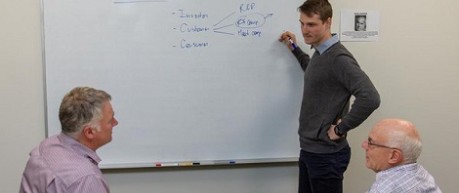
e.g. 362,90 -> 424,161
20,86 -> 118,193
362,118 -> 442,193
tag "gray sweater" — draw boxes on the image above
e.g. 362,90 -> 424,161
292,42 -> 380,153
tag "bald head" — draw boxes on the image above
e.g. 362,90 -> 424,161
372,118 -> 422,164
374,119 -> 420,141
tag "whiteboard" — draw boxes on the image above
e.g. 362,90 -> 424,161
43,0 -> 305,168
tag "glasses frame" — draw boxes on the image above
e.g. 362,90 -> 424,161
366,137 -> 399,150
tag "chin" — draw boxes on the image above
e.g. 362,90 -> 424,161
365,164 -> 377,172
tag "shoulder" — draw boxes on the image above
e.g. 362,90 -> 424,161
24,135 -> 106,192
327,42 -> 353,56
375,164 -> 439,192
324,43 -> 359,68
35,135 -> 103,185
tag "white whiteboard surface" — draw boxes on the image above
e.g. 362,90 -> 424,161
43,0 -> 304,168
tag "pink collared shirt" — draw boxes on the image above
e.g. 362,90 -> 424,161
19,133 -> 110,193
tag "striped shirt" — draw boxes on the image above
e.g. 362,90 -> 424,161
367,163 -> 442,193
19,133 -> 110,193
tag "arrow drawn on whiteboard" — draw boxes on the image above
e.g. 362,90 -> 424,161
264,13 -> 274,19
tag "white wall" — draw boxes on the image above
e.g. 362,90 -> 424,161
1,0 -> 458,193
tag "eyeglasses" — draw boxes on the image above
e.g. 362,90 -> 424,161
366,137 -> 398,149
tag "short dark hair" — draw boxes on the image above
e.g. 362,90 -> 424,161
298,0 -> 333,22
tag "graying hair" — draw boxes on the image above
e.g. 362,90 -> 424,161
386,129 -> 422,164
59,87 -> 111,138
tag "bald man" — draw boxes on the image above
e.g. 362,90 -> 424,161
362,119 -> 442,193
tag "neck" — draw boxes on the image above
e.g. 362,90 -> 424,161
76,135 -> 98,151
313,32 -> 332,48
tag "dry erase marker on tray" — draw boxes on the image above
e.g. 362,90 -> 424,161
214,160 -> 236,165
199,161 -> 215,165
179,162 -> 193,166
155,163 -> 178,167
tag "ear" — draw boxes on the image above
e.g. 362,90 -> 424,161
388,149 -> 403,164
325,17 -> 332,27
82,125 -> 97,140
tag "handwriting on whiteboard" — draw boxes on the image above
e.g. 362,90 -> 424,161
172,3 -> 273,49
113,1 -> 274,49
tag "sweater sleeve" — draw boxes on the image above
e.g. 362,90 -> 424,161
292,47 -> 310,71
334,54 -> 381,133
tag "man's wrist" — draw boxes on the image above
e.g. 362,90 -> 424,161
334,125 -> 346,137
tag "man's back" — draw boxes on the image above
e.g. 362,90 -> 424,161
19,133 -> 109,193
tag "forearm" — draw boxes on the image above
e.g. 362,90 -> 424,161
292,47 -> 310,71
340,83 -> 380,132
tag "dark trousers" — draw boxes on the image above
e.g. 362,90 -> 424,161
298,146 -> 351,193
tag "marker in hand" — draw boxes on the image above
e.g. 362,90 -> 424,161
280,31 -> 298,50
288,38 -> 298,49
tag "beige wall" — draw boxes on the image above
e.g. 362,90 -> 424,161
1,0 -> 458,192
0,0 -> 45,192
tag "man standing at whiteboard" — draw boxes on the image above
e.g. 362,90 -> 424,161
19,87 -> 118,193
279,1 -> 380,193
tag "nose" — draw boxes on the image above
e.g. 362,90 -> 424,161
361,140 -> 369,149
113,117 -> 119,127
